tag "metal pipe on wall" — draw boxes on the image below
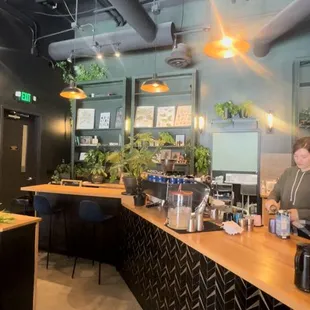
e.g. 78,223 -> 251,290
253,0 -> 310,57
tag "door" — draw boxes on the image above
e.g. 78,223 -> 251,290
1,111 -> 39,209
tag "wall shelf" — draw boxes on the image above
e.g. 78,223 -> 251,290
82,95 -> 122,102
211,118 -> 258,128
131,70 -> 197,174
76,128 -> 122,131
134,90 -> 191,98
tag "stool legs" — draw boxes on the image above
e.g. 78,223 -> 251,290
71,257 -> 78,279
98,262 -> 101,285
63,210 -> 69,256
46,215 -> 53,269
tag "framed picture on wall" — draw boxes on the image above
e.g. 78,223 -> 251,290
175,135 -> 185,147
156,106 -> 175,127
76,108 -> 95,129
160,149 -> 172,160
174,105 -> 192,127
134,106 -> 154,128
99,112 -> 111,129
79,136 -> 92,145
115,107 -> 123,128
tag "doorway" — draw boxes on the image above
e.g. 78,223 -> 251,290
0,108 -> 41,210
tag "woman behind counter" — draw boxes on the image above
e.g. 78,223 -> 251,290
265,136 -> 310,221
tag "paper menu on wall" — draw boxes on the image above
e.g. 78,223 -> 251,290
99,112 -> 110,129
134,106 -> 154,128
76,108 -> 95,129
174,105 -> 192,127
156,106 -> 175,127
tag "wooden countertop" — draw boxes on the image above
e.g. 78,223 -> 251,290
21,184 -> 125,199
21,184 -> 310,310
0,213 -> 41,232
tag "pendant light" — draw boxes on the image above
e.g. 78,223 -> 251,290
60,80 -> 87,99
141,2 -> 169,93
60,0 -> 87,100
204,35 -> 250,59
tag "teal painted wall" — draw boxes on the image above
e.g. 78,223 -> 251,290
78,0 -> 310,159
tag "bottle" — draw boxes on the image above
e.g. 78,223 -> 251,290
92,135 -> 98,145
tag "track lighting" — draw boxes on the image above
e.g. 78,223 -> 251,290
67,51 -> 73,63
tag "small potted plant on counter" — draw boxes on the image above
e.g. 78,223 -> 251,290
90,163 -> 107,184
158,132 -> 175,146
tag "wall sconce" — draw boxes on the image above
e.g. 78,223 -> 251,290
125,118 -> 131,133
267,111 -> 273,133
198,116 -> 205,133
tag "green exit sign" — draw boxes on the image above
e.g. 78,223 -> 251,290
14,91 -> 37,104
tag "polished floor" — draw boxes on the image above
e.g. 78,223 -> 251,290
37,253 -> 142,310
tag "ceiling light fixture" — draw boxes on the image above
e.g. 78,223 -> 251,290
60,81 -> 87,100
60,0 -> 87,100
204,35 -> 250,59
67,50 -> 73,63
141,1 -> 169,93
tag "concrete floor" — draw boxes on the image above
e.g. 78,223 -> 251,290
36,253 -> 142,310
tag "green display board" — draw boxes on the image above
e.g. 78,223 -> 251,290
212,132 -> 259,172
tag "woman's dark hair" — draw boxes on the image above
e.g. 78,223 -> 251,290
293,137 -> 310,154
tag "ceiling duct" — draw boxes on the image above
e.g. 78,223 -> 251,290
48,22 -> 174,61
253,0 -> 310,57
165,43 -> 192,68
108,0 -> 157,42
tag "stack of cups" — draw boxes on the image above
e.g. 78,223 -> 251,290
239,216 -> 255,231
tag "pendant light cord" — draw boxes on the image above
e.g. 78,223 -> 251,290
154,13 -> 157,76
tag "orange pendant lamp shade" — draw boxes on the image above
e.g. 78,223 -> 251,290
140,74 -> 169,93
60,81 -> 87,100
204,36 -> 250,59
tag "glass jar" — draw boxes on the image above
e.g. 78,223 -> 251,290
167,190 -> 193,230
276,210 -> 290,239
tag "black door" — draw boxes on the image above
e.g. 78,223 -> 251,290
1,112 -> 39,209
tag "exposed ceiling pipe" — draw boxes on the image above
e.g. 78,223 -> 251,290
253,0 -> 310,57
48,22 -> 174,60
108,0 -> 157,42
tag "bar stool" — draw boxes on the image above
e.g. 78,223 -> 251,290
33,195 -> 69,269
11,193 -> 34,215
71,200 -> 114,285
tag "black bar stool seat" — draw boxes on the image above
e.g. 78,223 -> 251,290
71,200 -> 114,285
33,195 -> 69,269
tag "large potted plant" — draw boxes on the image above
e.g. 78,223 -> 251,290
84,148 -> 108,184
108,134 -> 159,205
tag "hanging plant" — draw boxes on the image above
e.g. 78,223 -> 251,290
74,63 -> 108,82
56,61 -> 75,84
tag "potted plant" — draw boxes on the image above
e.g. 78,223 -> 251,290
90,163 -> 107,184
84,148 -> 108,184
159,132 -> 175,146
215,102 -> 226,119
75,164 -> 90,181
239,100 -> 253,118
51,163 -> 71,183
230,104 -> 240,118
108,134 -> 158,204
215,100 -> 235,119
194,145 -> 211,176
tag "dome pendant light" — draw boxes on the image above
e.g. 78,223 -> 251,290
60,80 -> 87,100
204,35 -> 250,59
141,73 -> 169,93
140,2 -> 169,94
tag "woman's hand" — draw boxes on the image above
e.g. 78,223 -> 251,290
289,209 -> 299,222
265,199 -> 279,212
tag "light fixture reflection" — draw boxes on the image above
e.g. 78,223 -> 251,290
60,81 -> 87,100
198,116 -> 205,133
267,111 -> 274,133
204,35 -> 250,59
115,50 -> 121,58
96,53 -> 103,59
140,74 -> 169,93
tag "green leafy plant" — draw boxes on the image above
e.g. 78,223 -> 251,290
75,164 -> 90,180
239,100 -> 253,118
134,132 -> 156,148
230,104 -> 240,117
84,148 -> 108,173
194,145 -> 211,175
299,108 -> 310,127
215,103 -> 226,119
56,62 -> 108,83
159,132 -> 175,146
0,213 -> 14,224
90,163 -> 107,177
51,163 -> 71,182
74,63 -> 108,82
